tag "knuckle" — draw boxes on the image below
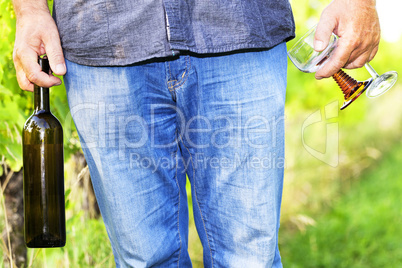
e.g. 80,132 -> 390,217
346,63 -> 357,70
353,61 -> 365,69
374,35 -> 381,45
26,71 -> 39,84
12,50 -> 18,62
17,78 -> 31,91
321,6 -> 331,16
16,77 -> 24,88
331,58 -> 344,70
318,67 -> 333,78
342,35 -> 359,48
13,43 -> 27,55
12,46 -> 22,61
49,51 -> 64,62
21,84 -> 31,91
45,43 -> 64,61
369,50 -> 378,61
346,38 -> 359,49
346,59 -> 364,69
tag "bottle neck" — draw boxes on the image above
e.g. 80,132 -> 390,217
34,85 -> 50,112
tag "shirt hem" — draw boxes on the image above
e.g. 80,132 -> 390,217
63,36 -> 295,67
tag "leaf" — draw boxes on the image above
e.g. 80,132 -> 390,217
65,188 -> 71,198
6,157 -> 22,172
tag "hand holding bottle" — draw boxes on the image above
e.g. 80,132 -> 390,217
12,0 -> 65,91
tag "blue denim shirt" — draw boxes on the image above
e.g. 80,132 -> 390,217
53,0 -> 295,66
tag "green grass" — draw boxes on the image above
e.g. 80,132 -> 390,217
25,214 -> 114,268
281,144 -> 402,268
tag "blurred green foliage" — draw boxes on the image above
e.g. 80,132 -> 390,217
1,0 -> 402,267
282,144 -> 402,268
0,0 -> 23,173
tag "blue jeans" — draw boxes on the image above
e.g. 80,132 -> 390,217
64,43 -> 287,268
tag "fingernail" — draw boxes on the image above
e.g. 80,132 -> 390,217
314,40 -> 325,51
56,81 -> 62,86
55,63 -> 66,74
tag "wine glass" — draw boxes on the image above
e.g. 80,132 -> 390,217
288,25 -> 398,110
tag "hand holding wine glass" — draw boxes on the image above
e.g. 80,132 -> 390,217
288,0 -> 397,110
313,0 -> 380,80
288,26 -> 397,110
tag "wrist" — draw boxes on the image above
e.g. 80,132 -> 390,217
13,2 -> 49,19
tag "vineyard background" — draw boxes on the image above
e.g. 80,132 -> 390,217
1,0 -> 402,267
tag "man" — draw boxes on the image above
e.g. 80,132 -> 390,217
12,0 -> 380,267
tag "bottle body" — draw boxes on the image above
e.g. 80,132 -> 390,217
22,56 -> 66,248
23,111 -> 66,248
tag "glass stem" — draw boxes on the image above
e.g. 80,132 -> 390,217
365,63 -> 380,79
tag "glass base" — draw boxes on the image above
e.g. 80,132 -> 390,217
366,71 -> 398,98
340,79 -> 372,110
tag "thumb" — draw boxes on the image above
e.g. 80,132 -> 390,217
43,32 -> 66,76
314,11 -> 337,52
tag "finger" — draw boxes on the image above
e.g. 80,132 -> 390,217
344,49 -> 372,69
315,38 -> 351,79
343,44 -> 364,67
343,38 -> 376,67
314,8 -> 337,52
368,45 -> 379,62
18,48 -> 62,88
344,52 -> 370,69
40,43 -> 46,56
16,67 -> 34,91
43,30 -> 66,76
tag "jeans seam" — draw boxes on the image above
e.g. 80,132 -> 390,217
168,56 -> 191,92
168,61 -> 173,84
178,134 -> 214,268
174,130 -> 182,267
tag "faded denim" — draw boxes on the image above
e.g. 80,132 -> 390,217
64,43 -> 287,268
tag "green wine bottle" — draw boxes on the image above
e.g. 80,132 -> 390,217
22,56 -> 66,248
